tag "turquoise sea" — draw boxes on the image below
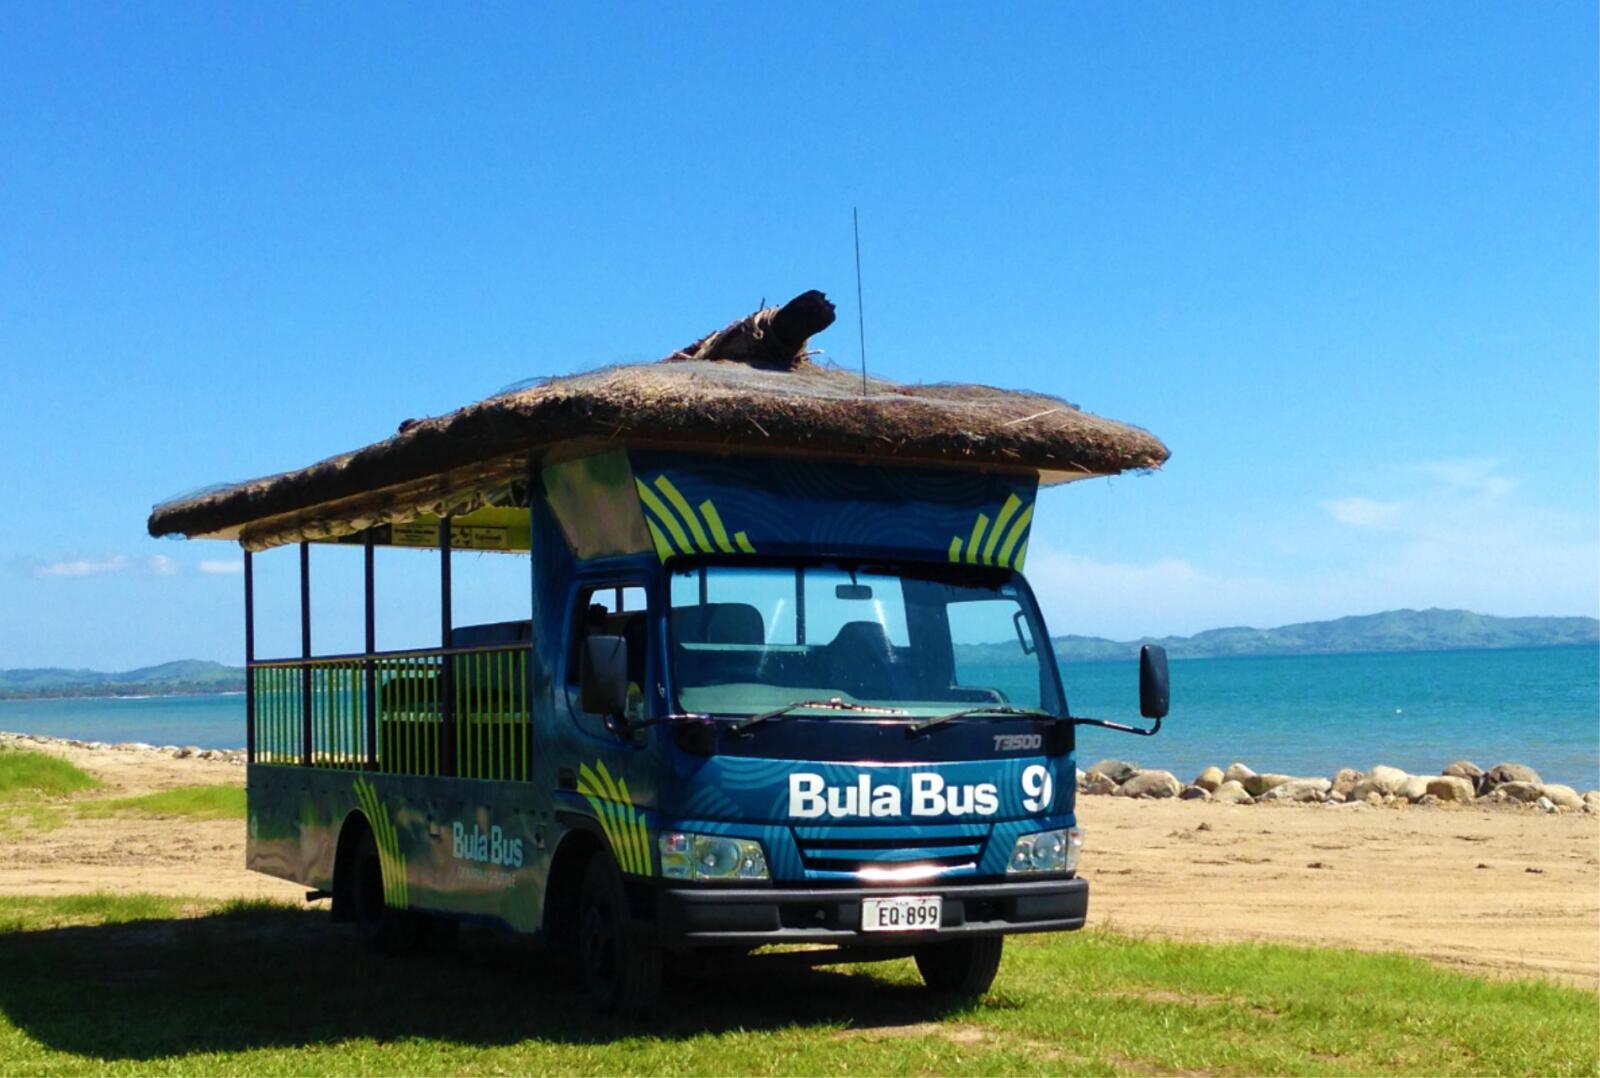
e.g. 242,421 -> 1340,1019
1,647 -> 1595,788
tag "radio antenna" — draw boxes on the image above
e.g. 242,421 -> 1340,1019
853,207 -> 868,394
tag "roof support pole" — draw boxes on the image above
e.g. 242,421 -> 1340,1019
244,548 -> 255,765
300,542 -> 313,767
364,533 -> 377,771
439,518 -> 455,777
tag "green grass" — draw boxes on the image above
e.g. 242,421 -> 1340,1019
0,893 -> 186,934
0,748 -> 98,801
75,785 -> 245,821
0,895 -> 1593,1075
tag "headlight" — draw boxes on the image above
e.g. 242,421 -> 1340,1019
1007,827 -> 1081,875
658,832 -> 770,881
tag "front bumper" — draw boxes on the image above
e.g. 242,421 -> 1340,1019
654,876 -> 1087,948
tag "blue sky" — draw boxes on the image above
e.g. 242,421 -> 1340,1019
1,3 -> 1595,670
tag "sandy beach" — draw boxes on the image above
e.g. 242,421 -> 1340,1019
2,737 -> 1595,989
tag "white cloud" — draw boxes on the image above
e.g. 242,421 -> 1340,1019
148,555 -> 178,577
1322,496 -> 1407,530
1418,459 -> 1519,499
34,555 -> 130,578
198,559 -> 244,575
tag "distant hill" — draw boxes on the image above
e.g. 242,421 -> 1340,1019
0,660 -> 244,700
3,609 -> 1596,698
960,608 -> 1600,665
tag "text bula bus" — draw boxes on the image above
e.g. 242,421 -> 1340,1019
452,822 -> 525,868
789,772 -> 1000,819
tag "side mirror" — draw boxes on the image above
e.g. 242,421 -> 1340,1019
1139,645 -> 1170,719
580,634 -> 629,717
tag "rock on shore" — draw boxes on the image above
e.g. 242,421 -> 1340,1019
1075,754 -> 1598,814
2,730 -> 246,765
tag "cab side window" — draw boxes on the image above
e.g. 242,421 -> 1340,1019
568,585 -> 649,725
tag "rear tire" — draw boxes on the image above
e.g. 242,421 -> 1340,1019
578,851 -> 662,1013
914,936 -> 1003,998
350,829 -> 418,955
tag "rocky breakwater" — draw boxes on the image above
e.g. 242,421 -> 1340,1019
1078,756 -> 1600,814
0,730 -> 247,764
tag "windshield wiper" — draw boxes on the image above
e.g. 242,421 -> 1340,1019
908,705 -> 1058,737
730,697 -> 909,736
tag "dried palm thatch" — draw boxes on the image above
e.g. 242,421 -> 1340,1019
148,290 -> 1168,545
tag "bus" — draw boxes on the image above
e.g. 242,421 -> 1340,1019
148,290 -> 1171,1012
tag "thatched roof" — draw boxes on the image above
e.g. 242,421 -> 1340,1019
148,290 -> 1168,546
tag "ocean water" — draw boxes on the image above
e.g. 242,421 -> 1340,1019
1,647 -> 1595,788
1057,645 -> 1599,790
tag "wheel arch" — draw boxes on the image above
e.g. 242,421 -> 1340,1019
542,822 -> 606,949
331,809 -> 374,923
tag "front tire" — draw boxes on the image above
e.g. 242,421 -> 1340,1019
351,830 -> 418,955
578,851 -> 662,1013
914,936 -> 1004,998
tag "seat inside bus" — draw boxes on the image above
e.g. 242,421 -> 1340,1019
450,620 -> 533,648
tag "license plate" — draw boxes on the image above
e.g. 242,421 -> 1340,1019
861,895 -> 942,932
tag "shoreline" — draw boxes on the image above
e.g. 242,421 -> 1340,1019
3,731 -> 1595,816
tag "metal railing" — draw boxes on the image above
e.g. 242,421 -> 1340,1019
249,643 -> 532,780
451,646 -> 531,782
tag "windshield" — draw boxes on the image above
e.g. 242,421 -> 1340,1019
667,562 -> 1063,718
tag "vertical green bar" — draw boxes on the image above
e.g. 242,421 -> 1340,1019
253,669 -> 261,760
335,666 -> 344,766
338,665 -> 347,767
377,663 -> 387,773
379,663 -> 388,772
355,665 -> 363,767
493,650 -> 503,780
406,660 -> 415,775
327,666 -> 334,764
270,668 -> 277,762
396,662 -> 405,775
348,664 -> 356,766
519,652 -> 528,781
321,666 -> 327,765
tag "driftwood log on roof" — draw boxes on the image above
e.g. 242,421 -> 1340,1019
148,290 -> 1169,543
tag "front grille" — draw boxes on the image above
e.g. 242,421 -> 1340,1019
792,824 -> 990,876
